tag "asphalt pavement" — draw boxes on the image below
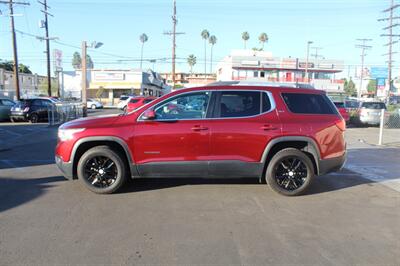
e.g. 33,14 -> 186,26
0,110 -> 399,265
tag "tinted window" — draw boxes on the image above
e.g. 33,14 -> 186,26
32,99 -> 43,106
130,99 -> 140,104
361,102 -> 386,109
218,91 -> 261,118
282,93 -> 337,114
334,102 -> 345,108
120,96 -> 129,101
262,92 -> 272,112
154,92 -> 210,120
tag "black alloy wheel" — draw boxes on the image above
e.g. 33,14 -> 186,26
30,113 -> 39,123
266,148 -> 314,196
84,156 -> 118,188
77,146 -> 127,194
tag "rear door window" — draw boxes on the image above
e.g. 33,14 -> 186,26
215,91 -> 261,118
130,99 -> 140,104
282,93 -> 337,114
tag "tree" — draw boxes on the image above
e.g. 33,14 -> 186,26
209,35 -> 217,73
258,32 -> 269,50
71,52 -> 93,69
242,31 -> 250,49
201,29 -> 210,74
72,52 -> 81,69
344,78 -> 357,97
367,79 -> 377,94
0,60 -> 31,73
139,33 -> 149,69
187,54 -> 197,73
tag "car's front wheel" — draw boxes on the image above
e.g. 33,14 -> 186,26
266,148 -> 314,196
91,104 -> 97,109
77,146 -> 127,194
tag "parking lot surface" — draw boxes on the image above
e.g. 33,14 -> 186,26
0,110 -> 399,265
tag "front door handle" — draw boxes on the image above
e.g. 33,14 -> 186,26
261,124 -> 278,131
191,125 -> 209,131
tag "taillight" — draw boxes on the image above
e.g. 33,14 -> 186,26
23,107 -> 30,112
335,117 -> 346,131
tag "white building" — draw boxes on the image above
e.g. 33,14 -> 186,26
60,69 -> 170,106
216,50 -> 345,92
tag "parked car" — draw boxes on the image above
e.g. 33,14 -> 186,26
334,102 -> 350,122
126,96 -> 156,112
358,101 -> 386,126
0,97 -> 16,121
117,95 -> 133,111
388,95 -> 400,105
10,98 -> 57,123
87,98 -> 103,109
56,83 -> 346,196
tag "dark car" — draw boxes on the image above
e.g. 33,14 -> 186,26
56,83 -> 346,196
0,97 -> 16,121
10,98 -> 57,123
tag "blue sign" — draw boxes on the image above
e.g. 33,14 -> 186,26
370,67 -> 388,79
376,78 -> 385,87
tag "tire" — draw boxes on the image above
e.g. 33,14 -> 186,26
30,113 -> 39,123
266,148 -> 315,196
123,106 -> 127,112
77,146 -> 127,194
10,117 -> 16,123
91,104 -> 97,109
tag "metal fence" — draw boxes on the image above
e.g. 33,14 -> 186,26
379,109 -> 400,146
48,102 -> 85,126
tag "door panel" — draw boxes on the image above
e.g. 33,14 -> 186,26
209,91 -> 282,164
133,91 -> 212,177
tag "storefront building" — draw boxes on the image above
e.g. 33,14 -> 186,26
216,50 -> 345,92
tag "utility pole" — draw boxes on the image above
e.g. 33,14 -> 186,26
38,0 -> 53,97
81,41 -> 87,106
163,0 -> 184,88
355,39 -> 372,98
379,0 -> 400,101
305,41 -> 313,83
0,0 -> 30,100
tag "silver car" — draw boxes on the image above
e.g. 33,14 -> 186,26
358,101 -> 386,125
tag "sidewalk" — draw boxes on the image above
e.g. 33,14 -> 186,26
344,128 -> 400,192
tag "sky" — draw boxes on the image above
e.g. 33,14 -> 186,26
0,0 -> 395,76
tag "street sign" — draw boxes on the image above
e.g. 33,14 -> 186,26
370,67 -> 388,79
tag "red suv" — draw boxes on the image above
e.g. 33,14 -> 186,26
126,96 -> 156,113
55,83 -> 346,196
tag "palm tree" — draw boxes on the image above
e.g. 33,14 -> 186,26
258,33 -> 268,50
201,29 -> 210,74
209,35 -> 217,73
139,33 -> 149,69
187,54 -> 197,73
242,31 -> 250,49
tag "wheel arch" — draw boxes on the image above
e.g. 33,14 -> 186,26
261,136 -> 321,175
71,136 -> 137,179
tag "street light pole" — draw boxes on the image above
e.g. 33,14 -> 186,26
305,41 -> 313,83
81,41 -> 87,107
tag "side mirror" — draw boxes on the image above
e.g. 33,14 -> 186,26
142,109 -> 156,120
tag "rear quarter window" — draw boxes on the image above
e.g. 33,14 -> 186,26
282,93 -> 337,115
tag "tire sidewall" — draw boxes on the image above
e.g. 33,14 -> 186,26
266,149 -> 314,196
77,147 -> 126,194
30,113 -> 39,123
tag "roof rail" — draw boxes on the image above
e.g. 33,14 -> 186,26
205,80 -> 315,89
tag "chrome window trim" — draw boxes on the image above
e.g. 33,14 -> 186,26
137,89 -> 276,122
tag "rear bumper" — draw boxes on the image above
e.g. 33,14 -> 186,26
318,152 -> 346,175
55,155 -> 74,180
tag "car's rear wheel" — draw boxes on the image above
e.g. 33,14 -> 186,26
266,148 -> 314,196
30,113 -> 39,123
77,146 -> 127,194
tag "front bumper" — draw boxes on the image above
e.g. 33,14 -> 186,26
318,152 -> 346,176
55,155 -> 74,180
10,112 -> 28,121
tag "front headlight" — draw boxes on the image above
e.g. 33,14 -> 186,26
58,128 -> 85,141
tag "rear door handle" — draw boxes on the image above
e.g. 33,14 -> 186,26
191,125 -> 209,131
261,125 -> 278,131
